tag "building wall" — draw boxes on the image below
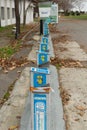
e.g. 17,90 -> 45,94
19,1 -> 34,24
0,0 -> 34,27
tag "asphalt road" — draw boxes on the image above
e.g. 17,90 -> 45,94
57,17 -> 87,52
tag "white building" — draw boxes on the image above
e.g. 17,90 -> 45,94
0,0 -> 34,27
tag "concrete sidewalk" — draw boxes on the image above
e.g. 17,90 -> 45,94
0,33 -> 65,130
0,28 -> 87,130
53,40 -> 87,130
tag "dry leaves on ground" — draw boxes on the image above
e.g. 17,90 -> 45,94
0,57 -> 29,72
8,125 -> 19,130
52,35 -> 71,44
49,24 -> 60,33
60,87 -> 71,105
51,57 -> 84,68
75,105 -> 87,111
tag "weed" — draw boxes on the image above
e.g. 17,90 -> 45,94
56,63 -> 61,69
4,92 -> 10,100
0,43 -> 21,58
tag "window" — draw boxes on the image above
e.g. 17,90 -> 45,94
12,8 -> 15,18
1,7 -> 4,20
7,8 -> 10,19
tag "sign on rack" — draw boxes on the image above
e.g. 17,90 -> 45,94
34,73 -> 46,87
37,51 -> 49,66
41,37 -> 49,44
38,2 -> 52,19
33,93 -> 47,130
50,3 -> 58,23
40,44 -> 49,52
31,67 -> 50,88
31,67 -> 50,74
43,22 -> 49,36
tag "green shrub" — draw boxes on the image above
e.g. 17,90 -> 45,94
64,11 -> 70,16
76,11 -> 80,16
70,11 -> 75,16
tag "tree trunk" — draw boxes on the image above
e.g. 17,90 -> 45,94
14,0 -> 20,37
23,0 -> 26,26
23,0 -> 27,26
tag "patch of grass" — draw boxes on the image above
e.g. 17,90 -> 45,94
34,18 -> 40,22
3,92 -> 10,100
0,42 -> 21,58
56,63 -> 61,69
0,25 -> 13,32
3,81 -> 16,103
0,46 -> 15,58
65,14 -> 87,20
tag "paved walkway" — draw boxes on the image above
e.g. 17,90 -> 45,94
0,28 -> 65,130
58,18 -> 87,52
52,20 -> 87,130
0,19 -> 87,130
0,24 -> 39,104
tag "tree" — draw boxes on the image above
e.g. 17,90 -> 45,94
52,0 -> 73,12
23,0 -> 38,26
72,0 -> 84,12
23,0 -> 32,26
14,0 -> 20,38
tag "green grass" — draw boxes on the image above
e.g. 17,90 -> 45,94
3,81 -> 15,101
65,14 -> 87,20
0,25 -> 13,32
4,92 -> 10,100
34,18 -> 40,22
0,43 -> 21,58
56,63 -> 62,69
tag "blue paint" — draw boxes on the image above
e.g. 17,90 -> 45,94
33,73 -> 46,87
34,93 -> 47,130
40,44 -> 48,52
43,28 -> 49,36
37,52 -> 49,65
41,37 -> 49,44
43,22 -> 49,36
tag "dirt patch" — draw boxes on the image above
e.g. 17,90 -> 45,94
49,24 -> 71,43
60,87 -> 71,105
49,24 -> 61,33
52,34 -> 71,44
51,58 -> 84,68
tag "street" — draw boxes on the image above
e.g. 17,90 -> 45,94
58,17 -> 87,52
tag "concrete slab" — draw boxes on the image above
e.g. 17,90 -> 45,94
59,68 -> 87,130
54,41 -> 87,61
0,67 -> 30,130
20,65 -> 65,130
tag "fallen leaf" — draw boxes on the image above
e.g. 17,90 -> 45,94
17,71 -> 21,73
8,125 -> 19,130
74,118 -> 80,121
9,66 -> 16,70
4,70 -> 8,73
75,105 -> 87,111
78,111 -> 85,116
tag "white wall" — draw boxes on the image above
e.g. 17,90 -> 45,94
0,0 -> 34,27
20,1 -> 34,24
0,0 -> 15,27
